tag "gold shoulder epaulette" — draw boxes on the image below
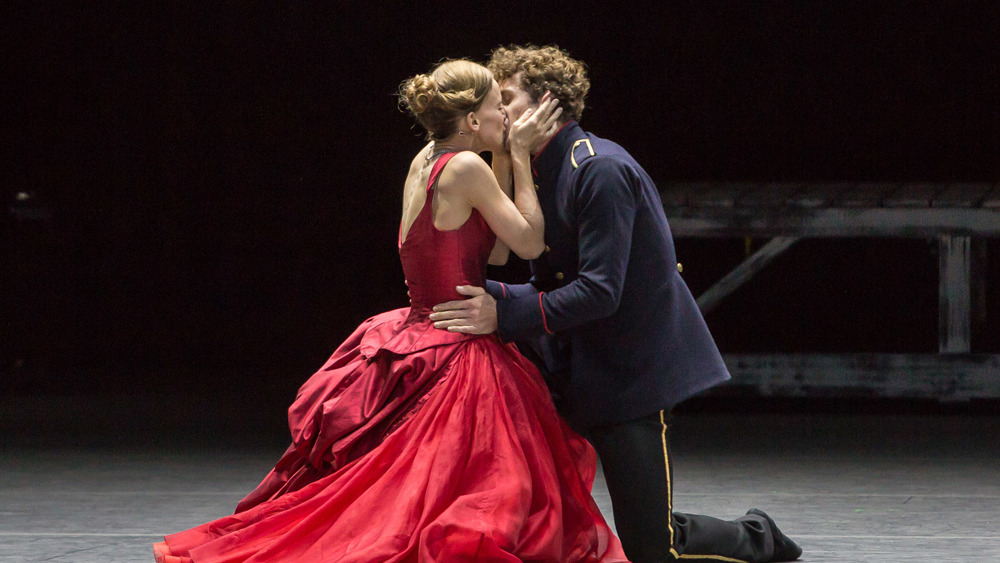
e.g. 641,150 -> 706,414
570,138 -> 595,169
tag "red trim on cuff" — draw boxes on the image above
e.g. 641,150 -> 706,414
500,283 -> 508,298
539,292 -> 553,334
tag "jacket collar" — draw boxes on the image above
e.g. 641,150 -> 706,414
531,120 -> 585,186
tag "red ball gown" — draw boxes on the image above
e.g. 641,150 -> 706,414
153,153 -> 628,562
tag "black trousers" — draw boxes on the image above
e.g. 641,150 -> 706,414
586,410 -> 776,563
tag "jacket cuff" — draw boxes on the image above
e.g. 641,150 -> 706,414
486,280 -> 508,300
496,291 -> 549,341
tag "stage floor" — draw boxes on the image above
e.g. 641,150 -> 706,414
2,398 -> 998,562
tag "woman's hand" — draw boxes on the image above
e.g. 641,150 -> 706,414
508,92 -> 563,156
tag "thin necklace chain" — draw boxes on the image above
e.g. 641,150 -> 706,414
425,141 -> 462,162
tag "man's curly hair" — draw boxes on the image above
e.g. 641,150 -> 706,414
487,44 -> 590,122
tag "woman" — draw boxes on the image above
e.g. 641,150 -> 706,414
154,59 -> 627,562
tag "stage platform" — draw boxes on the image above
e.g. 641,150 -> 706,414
2,394 -> 998,561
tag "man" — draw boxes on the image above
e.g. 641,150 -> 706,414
429,45 -> 802,563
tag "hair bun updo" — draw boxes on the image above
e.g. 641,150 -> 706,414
400,73 -> 439,116
399,59 -> 494,141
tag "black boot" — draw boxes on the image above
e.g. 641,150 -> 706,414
747,509 -> 802,562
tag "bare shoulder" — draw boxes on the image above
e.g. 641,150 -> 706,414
444,151 -> 491,175
437,151 -> 493,192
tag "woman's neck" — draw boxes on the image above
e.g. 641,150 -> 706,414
431,131 -> 476,156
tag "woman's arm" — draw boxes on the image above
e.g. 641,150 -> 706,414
444,152 -> 543,260
487,153 -> 513,265
446,97 -> 562,260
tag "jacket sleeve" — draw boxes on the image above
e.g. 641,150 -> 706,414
496,157 -> 637,341
486,280 -> 539,301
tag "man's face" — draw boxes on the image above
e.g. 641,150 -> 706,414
499,71 -> 538,137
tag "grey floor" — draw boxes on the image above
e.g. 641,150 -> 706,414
2,395 -> 999,562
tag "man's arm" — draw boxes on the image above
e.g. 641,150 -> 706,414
430,158 -> 637,338
425,279 -> 537,336
495,157 -> 637,341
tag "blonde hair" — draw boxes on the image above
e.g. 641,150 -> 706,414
487,44 -> 590,122
399,59 -> 494,141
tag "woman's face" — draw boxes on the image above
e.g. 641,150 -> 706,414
472,80 -> 508,152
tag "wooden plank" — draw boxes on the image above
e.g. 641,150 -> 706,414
712,353 -> 1000,400
662,182 -> 998,209
834,183 -> 893,208
686,182 -> 749,209
972,239 -> 989,323
665,207 -> 1000,238
981,185 -> 1000,209
696,236 -> 799,314
939,235 -> 971,353
884,183 -> 942,208
932,183 -> 994,208
659,183 -> 692,209
785,183 -> 843,208
736,182 -> 800,208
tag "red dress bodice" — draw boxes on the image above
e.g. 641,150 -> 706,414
399,152 -> 496,316
355,152 -> 496,358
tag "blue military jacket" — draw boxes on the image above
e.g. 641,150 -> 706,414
488,121 -> 730,430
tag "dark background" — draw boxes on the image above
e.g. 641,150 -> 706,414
3,3 -> 999,414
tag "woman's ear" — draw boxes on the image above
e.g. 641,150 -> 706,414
466,112 -> 480,132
